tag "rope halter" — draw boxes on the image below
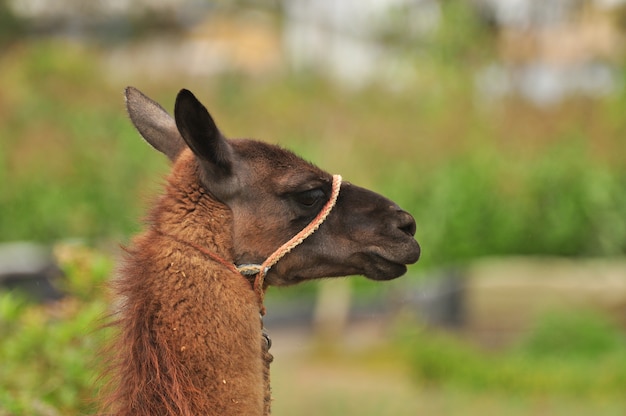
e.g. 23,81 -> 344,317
236,174 -> 342,314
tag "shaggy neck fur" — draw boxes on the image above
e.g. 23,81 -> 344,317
102,152 -> 271,415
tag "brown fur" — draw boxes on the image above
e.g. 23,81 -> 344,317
99,88 -> 420,415
102,154 -> 267,415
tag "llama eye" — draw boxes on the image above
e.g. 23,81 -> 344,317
293,188 -> 325,207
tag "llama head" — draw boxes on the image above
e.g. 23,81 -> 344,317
125,87 -> 420,286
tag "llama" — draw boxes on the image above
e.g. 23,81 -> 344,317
100,87 -> 420,415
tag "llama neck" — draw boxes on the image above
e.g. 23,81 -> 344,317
151,156 -> 235,261
103,156 -> 268,415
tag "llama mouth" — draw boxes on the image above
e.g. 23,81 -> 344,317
364,254 -> 411,281
364,239 -> 420,280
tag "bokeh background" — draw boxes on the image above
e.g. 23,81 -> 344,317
1,0 -> 626,414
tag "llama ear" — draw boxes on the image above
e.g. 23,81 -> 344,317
174,89 -> 233,177
125,87 -> 186,162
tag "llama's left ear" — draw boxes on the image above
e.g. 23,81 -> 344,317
174,89 -> 234,178
125,86 -> 186,162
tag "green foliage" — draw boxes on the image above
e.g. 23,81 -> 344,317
3,40 -> 626,269
519,311 -> 625,359
386,144 -> 626,269
431,0 -> 495,66
0,0 -> 24,46
0,42 -> 167,244
0,246 -> 111,415
0,298 -> 107,415
403,311 -> 626,398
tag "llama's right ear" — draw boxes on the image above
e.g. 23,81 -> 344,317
125,87 -> 186,162
174,89 -> 233,177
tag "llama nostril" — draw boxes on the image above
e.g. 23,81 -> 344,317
397,211 -> 417,237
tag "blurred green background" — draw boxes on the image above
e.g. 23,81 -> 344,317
1,0 -> 626,415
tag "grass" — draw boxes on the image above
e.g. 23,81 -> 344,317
271,352 -> 626,416
400,311 -> 626,399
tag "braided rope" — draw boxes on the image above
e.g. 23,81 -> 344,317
237,174 -> 342,314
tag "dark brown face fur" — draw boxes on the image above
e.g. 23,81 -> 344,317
125,87 -> 420,287
220,139 -> 419,286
